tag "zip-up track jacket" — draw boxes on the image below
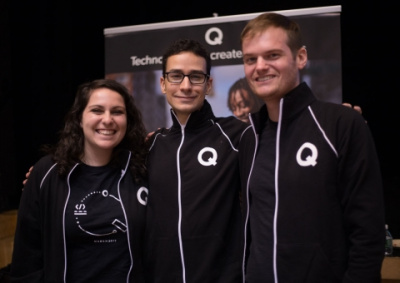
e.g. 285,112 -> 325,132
11,151 -> 147,283
145,100 -> 250,283
239,82 -> 385,283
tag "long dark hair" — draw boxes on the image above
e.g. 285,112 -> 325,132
45,79 -> 147,181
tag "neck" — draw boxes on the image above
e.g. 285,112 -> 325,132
81,150 -> 112,166
265,100 -> 280,122
174,111 -> 190,126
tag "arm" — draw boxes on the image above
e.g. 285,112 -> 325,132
22,166 -> 33,187
342,102 -> 362,115
146,131 -> 155,142
11,163 -> 45,282
339,114 -> 385,282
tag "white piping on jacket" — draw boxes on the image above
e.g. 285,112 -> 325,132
307,106 -> 338,157
178,124 -> 187,283
119,151 -> 133,283
272,99 -> 284,283
241,116 -> 258,283
63,163 -> 79,282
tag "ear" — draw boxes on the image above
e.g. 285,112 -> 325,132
297,46 -> 308,70
160,76 -> 166,94
205,76 -> 213,95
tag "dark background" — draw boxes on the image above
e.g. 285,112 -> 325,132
1,1 -> 399,237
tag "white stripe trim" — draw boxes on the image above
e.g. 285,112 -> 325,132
39,163 -> 58,189
307,106 -> 338,157
215,122 -> 239,152
273,100 -> 284,283
177,125 -> 187,283
63,163 -> 79,282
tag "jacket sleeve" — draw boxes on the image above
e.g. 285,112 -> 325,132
10,157 -> 52,282
338,113 -> 385,282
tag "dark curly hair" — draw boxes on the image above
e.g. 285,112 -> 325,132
44,79 -> 147,181
227,77 -> 264,113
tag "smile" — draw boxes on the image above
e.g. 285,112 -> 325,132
256,75 -> 275,82
96,130 -> 116,135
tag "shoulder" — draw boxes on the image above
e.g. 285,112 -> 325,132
24,154 -> 59,191
308,101 -> 372,147
33,154 -> 57,173
146,127 -> 171,149
311,100 -> 360,116
310,101 -> 366,126
214,116 -> 249,133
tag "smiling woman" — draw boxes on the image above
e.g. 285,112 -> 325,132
10,79 -> 149,283
80,87 -> 128,166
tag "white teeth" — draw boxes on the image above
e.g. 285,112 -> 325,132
258,76 -> 273,82
97,130 -> 114,135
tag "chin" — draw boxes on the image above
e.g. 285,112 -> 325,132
97,142 -> 120,150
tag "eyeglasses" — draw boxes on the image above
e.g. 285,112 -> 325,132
165,72 -> 209,85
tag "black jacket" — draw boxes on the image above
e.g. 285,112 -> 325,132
145,100 -> 250,283
11,151 -> 147,283
239,82 -> 385,282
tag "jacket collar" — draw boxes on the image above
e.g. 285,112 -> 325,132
250,82 -> 316,132
170,99 -> 215,131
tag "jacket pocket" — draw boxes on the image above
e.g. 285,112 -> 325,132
276,242 -> 342,283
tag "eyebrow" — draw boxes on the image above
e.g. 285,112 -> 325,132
167,69 -> 206,74
87,104 -> 125,109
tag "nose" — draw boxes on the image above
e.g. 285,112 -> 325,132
179,76 -> 192,89
102,112 -> 114,124
234,108 -> 245,118
255,57 -> 268,70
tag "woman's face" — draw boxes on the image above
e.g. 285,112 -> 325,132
229,89 -> 253,123
81,87 -> 127,156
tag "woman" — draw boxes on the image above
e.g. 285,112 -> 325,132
227,77 -> 264,124
11,79 -> 148,282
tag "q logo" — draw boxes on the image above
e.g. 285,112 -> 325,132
137,186 -> 148,206
205,27 -> 223,45
296,142 -> 318,167
198,147 -> 218,166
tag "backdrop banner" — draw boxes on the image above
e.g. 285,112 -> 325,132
104,6 -> 342,131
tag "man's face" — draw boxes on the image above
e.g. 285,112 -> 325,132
160,51 -> 212,125
242,26 -> 307,103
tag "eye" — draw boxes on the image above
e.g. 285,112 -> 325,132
91,108 -> 103,114
112,109 -> 125,115
268,53 -> 280,60
238,102 -> 248,109
190,74 -> 203,80
170,73 -> 183,80
243,56 -> 256,65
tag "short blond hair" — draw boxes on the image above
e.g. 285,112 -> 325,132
241,12 -> 303,58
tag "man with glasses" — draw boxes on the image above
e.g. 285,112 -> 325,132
144,38 -> 249,283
